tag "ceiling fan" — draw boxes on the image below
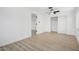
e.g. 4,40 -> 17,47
48,7 -> 60,14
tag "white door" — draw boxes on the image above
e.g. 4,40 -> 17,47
51,17 -> 58,32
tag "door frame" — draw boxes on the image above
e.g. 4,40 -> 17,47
31,13 -> 37,36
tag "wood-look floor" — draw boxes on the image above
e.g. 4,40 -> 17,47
0,32 -> 79,51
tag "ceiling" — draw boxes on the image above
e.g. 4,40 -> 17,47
29,7 -> 75,16
30,7 -> 75,12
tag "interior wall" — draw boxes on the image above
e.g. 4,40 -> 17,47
41,14 -> 50,32
66,11 -> 76,35
76,11 -> 79,29
36,13 -> 50,34
0,7 -> 31,47
76,11 -> 79,42
57,10 -> 76,35
58,15 -> 67,34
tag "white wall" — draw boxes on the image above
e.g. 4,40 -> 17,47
35,12 -> 50,34
58,15 -> 67,34
76,11 -> 79,29
76,11 -> 79,42
66,11 -> 76,35
58,10 -> 76,35
39,14 -> 50,32
0,7 -> 31,47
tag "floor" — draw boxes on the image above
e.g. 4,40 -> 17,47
0,32 -> 79,51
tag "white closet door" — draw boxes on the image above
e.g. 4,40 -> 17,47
51,17 -> 58,32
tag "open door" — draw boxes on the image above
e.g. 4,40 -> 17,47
31,13 -> 37,36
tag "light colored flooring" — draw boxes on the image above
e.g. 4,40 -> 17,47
0,32 -> 79,51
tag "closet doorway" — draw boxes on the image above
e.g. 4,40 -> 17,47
51,17 -> 58,32
31,13 -> 37,36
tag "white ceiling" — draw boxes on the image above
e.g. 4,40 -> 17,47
30,7 -> 75,12
29,7 -> 75,16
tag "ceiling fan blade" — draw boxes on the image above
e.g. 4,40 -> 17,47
55,10 -> 60,12
48,7 -> 53,9
53,10 -> 60,14
48,7 -> 60,15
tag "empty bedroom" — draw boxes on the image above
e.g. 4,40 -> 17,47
0,7 -> 79,51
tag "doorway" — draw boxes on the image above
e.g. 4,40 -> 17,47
31,13 -> 37,36
51,17 -> 58,32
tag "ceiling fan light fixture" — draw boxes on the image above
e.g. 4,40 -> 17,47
48,7 -> 60,15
